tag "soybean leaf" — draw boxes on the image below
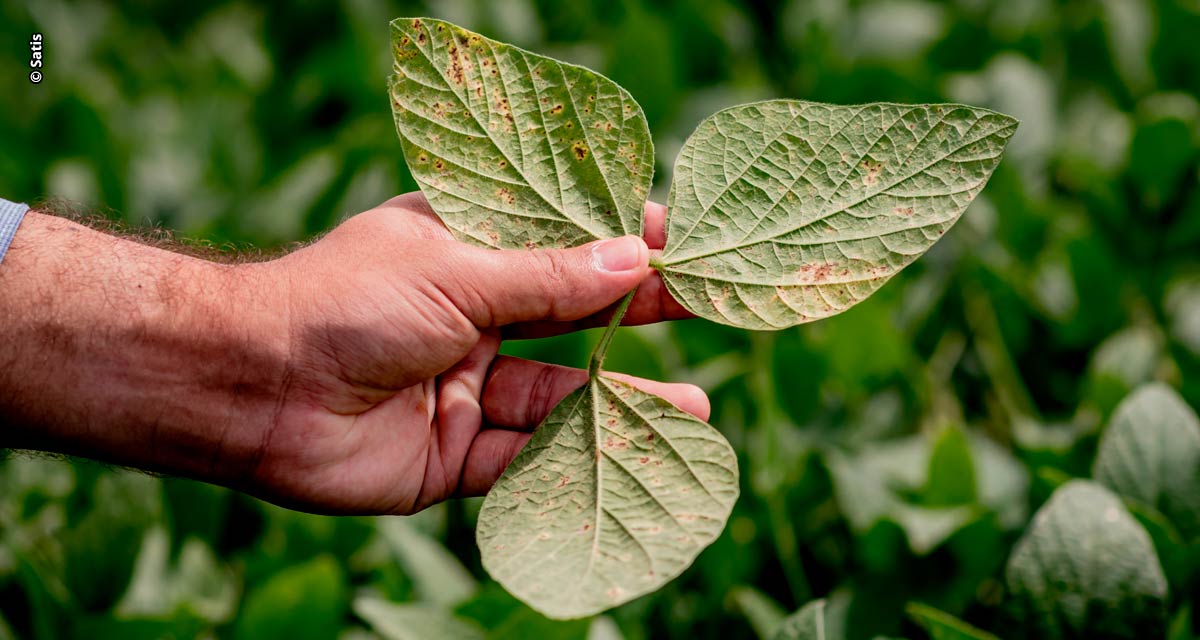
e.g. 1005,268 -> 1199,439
232,556 -> 348,640
730,585 -> 788,639
1005,481 -> 1167,638
659,100 -> 1017,329
905,602 -> 999,640
770,599 -> 828,640
354,597 -> 485,640
477,376 -> 739,619
923,426 -> 976,506
377,517 -> 478,607
389,17 -> 653,249
1093,382 -> 1200,539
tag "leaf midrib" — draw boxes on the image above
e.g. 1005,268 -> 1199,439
660,118 -> 1012,267
402,20 -> 610,241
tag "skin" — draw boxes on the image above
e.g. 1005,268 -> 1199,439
0,193 -> 704,515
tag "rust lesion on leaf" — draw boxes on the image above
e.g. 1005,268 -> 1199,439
861,158 -> 885,185
548,103 -> 564,115
572,141 -> 589,161
496,187 -> 515,205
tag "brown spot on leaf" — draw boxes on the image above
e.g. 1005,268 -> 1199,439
639,456 -> 650,464
894,206 -> 914,216
496,188 -> 515,205
556,475 -> 570,488
572,141 -> 589,161
548,104 -> 564,115
433,159 -> 445,171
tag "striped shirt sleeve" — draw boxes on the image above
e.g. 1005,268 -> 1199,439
0,198 -> 30,269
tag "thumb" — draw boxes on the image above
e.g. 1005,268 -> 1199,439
443,235 -> 650,327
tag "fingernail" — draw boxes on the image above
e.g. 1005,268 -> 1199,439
592,236 -> 644,272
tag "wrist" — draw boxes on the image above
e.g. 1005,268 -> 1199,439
0,212 -> 292,487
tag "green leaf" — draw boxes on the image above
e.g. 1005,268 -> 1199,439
115,527 -> 237,623
477,376 -> 739,619
378,517 -> 478,607
659,100 -> 1017,329
923,426 -> 976,506
1093,383 -> 1200,539
389,17 -> 653,249
354,597 -> 485,640
730,585 -> 788,640
770,599 -> 828,640
905,602 -> 999,640
1004,480 -> 1167,638
232,555 -> 348,640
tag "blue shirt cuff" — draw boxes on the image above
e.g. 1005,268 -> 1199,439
0,199 -> 30,268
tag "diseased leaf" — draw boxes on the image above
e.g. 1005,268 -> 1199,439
660,100 -> 1017,329
389,17 -> 653,249
1093,382 -> 1200,539
905,602 -> 999,640
353,597 -> 484,640
769,599 -> 828,640
1005,480 -> 1167,638
477,376 -> 739,619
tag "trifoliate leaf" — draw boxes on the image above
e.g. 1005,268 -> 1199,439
1093,383 -> 1200,539
660,100 -> 1017,329
1005,480 -> 1167,638
477,376 -> 739,619
769,599 -> 828,640
389,17 -> 653,249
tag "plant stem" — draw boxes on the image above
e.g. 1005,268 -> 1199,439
588,287 -> 638,379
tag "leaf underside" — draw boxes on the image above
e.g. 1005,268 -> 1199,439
1004,481 -> 1166,638
1093,382 -> 1200,538
389,17 -> 653,249
770,599 -> 827,640
476,376 -> 739,619
662,100 -> 1018,329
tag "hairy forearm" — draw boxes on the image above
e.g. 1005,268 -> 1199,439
0,211 -> 290,484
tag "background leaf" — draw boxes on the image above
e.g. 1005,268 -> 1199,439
1004,480 -> 1167,639
770,599 -> 828,640
390,17 -> 653,249
354,596 -> 485,640
905,602 -> 999,640
477,377 -> 738,619
1093,383 -> 1200,540
659,100 -> 1016,329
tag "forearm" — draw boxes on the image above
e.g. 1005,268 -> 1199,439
0,211 -> 291,485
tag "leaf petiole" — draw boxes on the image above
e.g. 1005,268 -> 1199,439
587,287 -> 638,378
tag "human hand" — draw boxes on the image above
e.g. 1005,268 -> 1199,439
245,193 -> 704,514
0,193 -> 703,515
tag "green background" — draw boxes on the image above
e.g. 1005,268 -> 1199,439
2,0 -> 1200,638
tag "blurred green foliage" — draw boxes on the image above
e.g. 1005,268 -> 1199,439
3,0 -> 1200,638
